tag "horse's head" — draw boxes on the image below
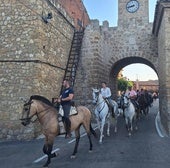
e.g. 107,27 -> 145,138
20,98 -> 36,126
20,95 -> 55,126
123,95 -> 130,108
92,88 -> 100,105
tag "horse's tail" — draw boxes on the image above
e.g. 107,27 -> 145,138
90,123 -> 97,138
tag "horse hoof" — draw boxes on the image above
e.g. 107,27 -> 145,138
99,141 -> 103,145
89,150 -> 93,153
71,155 -> 76,159
43,163 -> 49,167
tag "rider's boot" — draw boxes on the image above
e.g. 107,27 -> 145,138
64,117 -> 71,138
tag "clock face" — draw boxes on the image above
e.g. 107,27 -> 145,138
126,0 -> 139,13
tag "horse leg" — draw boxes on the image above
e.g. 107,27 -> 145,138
134,115 -> 138,130
114,116 -> 118,133
87,132 -> 93,152
146,106 -> 149,115
113,106 -> 119,133
90,123 -> 97,138
99,119 -> 105,144
96,118 -> 102,142
42,138 -> 56,167
71,126 -> 80,159
96,118 -> 101,130
84,123 -> 94,152
42,144 -> 53,167
125,117 -> 131,136
106,118 -> 110,136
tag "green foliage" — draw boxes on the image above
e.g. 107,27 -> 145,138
117,78 -> 128,91
127,81 -> 133,87
117,78 -> 133,91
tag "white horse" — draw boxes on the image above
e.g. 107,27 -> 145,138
92,88 -> 118,144
123,95 -> 138,136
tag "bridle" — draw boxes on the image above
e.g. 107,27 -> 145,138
93,91 -> 107,113
20,100 -> 51,125
123,96 -> 130,108
20,100 -> 34,124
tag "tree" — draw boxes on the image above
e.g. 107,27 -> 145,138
117,78 -> 128,92
127,80 -> 133,88
117,78 -> 133,92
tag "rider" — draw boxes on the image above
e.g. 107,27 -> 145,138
126,86 -> 139,109
101,82 -> 116,112
58,79 -> 74,138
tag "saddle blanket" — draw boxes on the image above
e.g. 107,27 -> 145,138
58,105 -> 78,116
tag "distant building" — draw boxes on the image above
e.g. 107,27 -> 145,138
134,80 -> 159,92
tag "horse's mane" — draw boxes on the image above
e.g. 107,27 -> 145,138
30,95 -> 54,107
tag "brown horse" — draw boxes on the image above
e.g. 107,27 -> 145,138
20,95 -> 96,167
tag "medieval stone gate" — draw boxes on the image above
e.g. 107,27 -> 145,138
74,0 -> 170,135
0,0 -> 170,140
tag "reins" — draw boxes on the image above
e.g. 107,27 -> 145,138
21,101 -> 54,123
123,96 -> 130,108
95,94 -> 107,113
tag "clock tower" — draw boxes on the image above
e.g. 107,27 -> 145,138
118,0 -> 149,27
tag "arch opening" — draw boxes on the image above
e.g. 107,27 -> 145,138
109,57 -> 159,98
110,57 -> 158,79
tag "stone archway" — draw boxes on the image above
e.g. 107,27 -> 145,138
74,1 -> 170,136
109,56 -> 158,98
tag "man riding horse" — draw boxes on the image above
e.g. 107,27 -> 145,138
58,79 -> 74,138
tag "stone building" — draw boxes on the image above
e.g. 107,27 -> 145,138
135,80 -> 159,91
0,0 -> 89,140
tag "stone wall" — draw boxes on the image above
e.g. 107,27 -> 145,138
153,1 -> 170,134
74,19 -> 158,111
0,0 -> 75,140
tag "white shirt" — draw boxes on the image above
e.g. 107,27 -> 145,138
101,87 -> 111,98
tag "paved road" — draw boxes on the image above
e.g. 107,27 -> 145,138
0,99 -> 170,168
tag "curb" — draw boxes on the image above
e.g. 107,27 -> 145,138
155,111 -> 168,138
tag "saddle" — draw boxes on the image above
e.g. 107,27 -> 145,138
104,98 -> 115,118
58,105 -> 78,116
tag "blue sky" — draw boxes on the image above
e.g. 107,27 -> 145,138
83,0 -> 157,27
83,0 -> 158,81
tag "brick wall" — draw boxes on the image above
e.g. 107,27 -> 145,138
58,0 -> 90,29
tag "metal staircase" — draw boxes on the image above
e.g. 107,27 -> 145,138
60,29 -> 84,93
